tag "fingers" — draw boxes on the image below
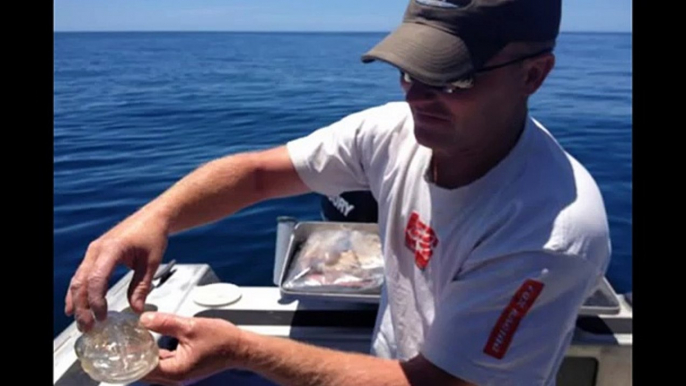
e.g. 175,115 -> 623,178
64,284 -> 74,316
66,240 -> 124,331
144,348 -> 187,386
66,249 -> 98,331
66,220 -> 168,333
159,348 -> 175,359
127,256 -> 158,313
140,350 -> 178,385
140,312 -> 193,339
144,368 -> 183,386
87,245 -> 122,321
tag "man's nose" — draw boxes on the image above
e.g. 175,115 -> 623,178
404,81 -> 439,105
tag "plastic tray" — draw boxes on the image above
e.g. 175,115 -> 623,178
578,277 -> 621,315
278,221 -> 383,304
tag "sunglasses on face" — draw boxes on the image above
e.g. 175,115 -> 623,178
400,47 -> 553,94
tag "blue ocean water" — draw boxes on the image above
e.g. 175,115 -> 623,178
53,32 -> 632,338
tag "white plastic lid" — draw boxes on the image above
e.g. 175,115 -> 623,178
192,283 -> 242,307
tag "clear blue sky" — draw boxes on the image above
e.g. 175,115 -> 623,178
54,0 -> 632,33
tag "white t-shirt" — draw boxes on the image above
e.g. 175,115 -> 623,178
286,101 -> 611,386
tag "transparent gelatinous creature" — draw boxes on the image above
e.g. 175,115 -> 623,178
74,311 -> 159,383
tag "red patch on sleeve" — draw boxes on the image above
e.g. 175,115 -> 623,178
483,279 -> 544,359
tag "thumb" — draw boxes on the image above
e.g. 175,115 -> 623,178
140,312 -> 192,339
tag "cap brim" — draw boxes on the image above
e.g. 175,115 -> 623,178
361,23 -> 475,86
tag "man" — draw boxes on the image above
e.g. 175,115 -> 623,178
65,1 -> 611,385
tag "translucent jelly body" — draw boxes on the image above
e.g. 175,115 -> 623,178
74,311 -> 159,383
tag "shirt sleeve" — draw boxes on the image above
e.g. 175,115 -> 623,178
285,109 -> 373,197
421,251 -> 604,386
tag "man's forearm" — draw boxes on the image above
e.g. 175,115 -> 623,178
134,145 -> 308,235
139,152 -> 267,235
236,330 -> 413,386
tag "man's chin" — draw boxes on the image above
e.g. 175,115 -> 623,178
413,123 -> 451,148
413,129 -> 444,150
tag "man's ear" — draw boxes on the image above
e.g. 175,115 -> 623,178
523,54 -> 555,96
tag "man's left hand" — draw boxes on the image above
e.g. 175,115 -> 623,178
139,312 -> 243,386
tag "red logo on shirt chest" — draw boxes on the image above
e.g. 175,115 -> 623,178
404,212 -> 438,269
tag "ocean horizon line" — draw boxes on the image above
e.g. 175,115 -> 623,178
54,30 -> 631,35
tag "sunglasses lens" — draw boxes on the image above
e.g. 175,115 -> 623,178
450,78 -> 474,90
401,72 -> 472,93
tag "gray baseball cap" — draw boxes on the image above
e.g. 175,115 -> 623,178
361,0 -> 561,86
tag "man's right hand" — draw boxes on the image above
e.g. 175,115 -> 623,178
65,209 -> 170,332
64,145 -> 311,333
